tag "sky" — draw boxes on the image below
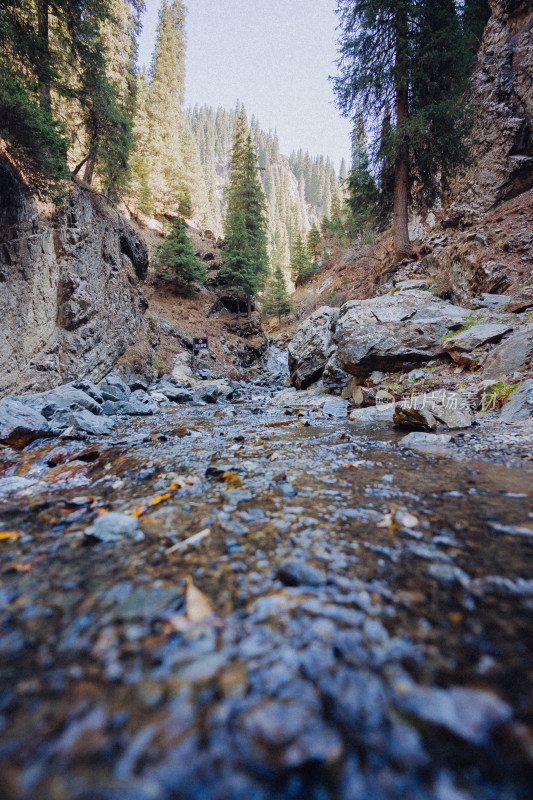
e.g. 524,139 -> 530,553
138,0 -> 353,172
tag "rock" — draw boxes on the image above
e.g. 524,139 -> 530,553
277,560 -> 327,587
0,169 -> 146,397
272,387 -> 329,410
506,288 -> 533,314
198,383 -> 219,404
50,408 -> 114,435
101,400 -> 155,417
482,325 -> 533,379
322,355 -> 349,391
393,279 -> 430,291
349,404 -> 397,424
263,346 -> 289,388
322,397 -> 349,418
396,684 -> 512,745
84,512 -> 144,543
105,374 -> 131,398
20,385 -> 103,418
447,1 -> 533,223
288,306 -> 339,389
369,371 -> 385,385
129,390 -> 159,413
470,293 -> 510,310
335,291 -> 470,377
112,587 -> 183,620
72,379 -> 104,403
128,377 -> 149,393
407,369 -> 427,381
444,323 -> 513,355
0,395 -> 52,448
155,380 -> 195,403
500,379 -> 533,422
100,384 -> 129,402
394,390 -> 474,431
399,432 -> 453,454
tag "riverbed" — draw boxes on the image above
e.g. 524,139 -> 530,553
1,395 -> 532,799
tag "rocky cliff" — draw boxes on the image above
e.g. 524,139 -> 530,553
448,0 -> 533,224
0,157 -> 148,397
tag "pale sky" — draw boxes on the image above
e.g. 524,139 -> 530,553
138,0 -> 352,172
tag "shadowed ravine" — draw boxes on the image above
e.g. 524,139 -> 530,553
0,393 -> 532,799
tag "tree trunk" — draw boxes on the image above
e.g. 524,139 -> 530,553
247,295 -> 252,321
37,0 -> 51,112
83,146 -> 98,186
393,4 -> 413,260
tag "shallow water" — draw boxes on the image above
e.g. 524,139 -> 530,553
1,398 -> 532,799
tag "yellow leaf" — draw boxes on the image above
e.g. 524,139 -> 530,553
131,506 -> 146,518
185,577 -> 213,623
148,493 -> 173,507
0,530 -> 21,542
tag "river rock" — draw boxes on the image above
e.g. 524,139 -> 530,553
335,291 -> 470,377
72,379 -> 105,403
500,379 -> 533,422
105,373 -> 131,397
288,306 -> 339,389
50,408 -> 114,435
84,512 -> 144,543
322,397 -> 349,418
394,390 -> 474,431
277,560 -> 327,587
396,684 -> 512,745
482,325 -> 533,379
272,387 -> 329,410
506,288 -> 533,314
20,384 -> 103,418
155,380 -> 195,403
0,395 -> 52,448
349,404 -> 397,424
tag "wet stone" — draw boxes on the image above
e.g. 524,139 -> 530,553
277,560 -> 327,588
84,512 -> 145,543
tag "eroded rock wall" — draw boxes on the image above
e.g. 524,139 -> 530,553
448,0 -> 533,224
0,158 -> 148,396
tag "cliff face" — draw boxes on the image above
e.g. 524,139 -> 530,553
448,0 -> 533,224
0,158 -> 148,396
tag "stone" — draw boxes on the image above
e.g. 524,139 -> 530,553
399,432 -> 454,455
288,306 -> 339,389
198,383 -> 219,404
128,377 -> 149,393
101,400 -> 155,417
72,379 -> 104,403
322,397 -> 349,418
407,369 -> 427,381
0,395 -> 52,448
506,288 -> 533,314
277,560 -> 327,587
394,390 -> 474,431
272,387 -> 329,410
100,384 -> 129,402
112,587 -> 183,620
470,293 -> 510,310
396,684 -> 512,745
156,380 -> 195,403
349,404 -> 397,424
482,325 -> 533,379
443,323 -> 513,354
105,374 -> 131,397
84,512 -> 144,543
335,291 -> 470,377
50,408 -> 114,435
500,379 -> 533,422
20,385 -> 103,418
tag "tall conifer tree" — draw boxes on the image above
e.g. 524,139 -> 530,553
333,0 -> 472,259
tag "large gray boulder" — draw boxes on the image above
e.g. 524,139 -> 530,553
0,395 -> 52,448
20,384 -> 103,418
394,390 -> 474,431
482,325 -> 533,380
443,323 -> 513,354
335,291 -> 469,377
500,380 -> 533,422
288,307 -> 339,389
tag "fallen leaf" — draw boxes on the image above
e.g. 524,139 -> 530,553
185,577 -> 213,622
148,493 -> 173,507
0,530 -> 21,542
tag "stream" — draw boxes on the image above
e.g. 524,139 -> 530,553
0,390 -> 532,799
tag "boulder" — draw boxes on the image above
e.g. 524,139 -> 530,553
105,374 -> 131,398
84,512 -> 144,543
322,397 -> 349,418
72,379 -> 104,403
506,288 -> 533,315
349,404 -> 397,424
272,387 -> 329,410
335,291 -> 470,377
0,395 -> 52,448
155,380 -> 195,403
50,408 -> 114,435
20,384 -> 103,418
394,390 -> 474,431
500,379 -> 533,422
288,306 -> 339,389
482,325 -> 533,379
443,323 -> 513,355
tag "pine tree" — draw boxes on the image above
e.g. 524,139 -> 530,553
129,67 -> 153,214
464,0 -> 491,53
153,217 -> 206,285
307,225 -> 321,262
333,0 -> 472,259
261,265 -> 292,324
346,110 -> 379,237
290,235 -> 313,286
329,190 -> 346,241
220,109 -> 269,318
